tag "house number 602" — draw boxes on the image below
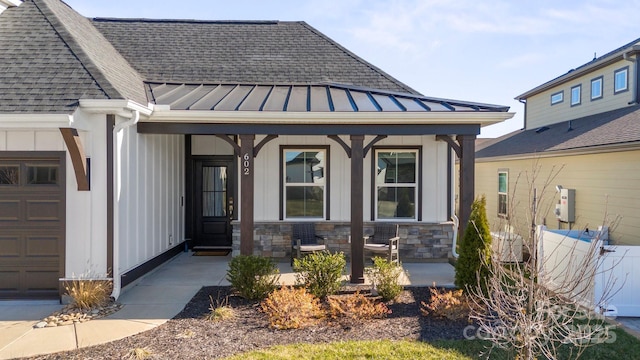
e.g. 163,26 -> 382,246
242,153 -> 250,175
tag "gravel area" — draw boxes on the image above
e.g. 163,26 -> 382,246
25,286 -> 471,360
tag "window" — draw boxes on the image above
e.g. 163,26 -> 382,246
26,165 -> 58,185
614,67 -> 629,94
498,171 -> 508,217
550,91 -> 564,105
375,149 -> 418,220
283,148 -> 327,219
0,165 -> 19,185
591,76 -> 603,100
570,85 -> 581,106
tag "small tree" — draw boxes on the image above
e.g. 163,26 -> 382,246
455,195 -> 492,295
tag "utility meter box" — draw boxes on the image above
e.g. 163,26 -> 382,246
556,188 -> 575,223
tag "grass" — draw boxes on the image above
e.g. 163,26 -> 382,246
222,326 -> 640,360
222,340 -> 471,360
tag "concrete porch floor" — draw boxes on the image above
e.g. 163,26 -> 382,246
0,251 -> 455,359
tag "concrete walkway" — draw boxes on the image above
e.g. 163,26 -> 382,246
0,252 -> 455,359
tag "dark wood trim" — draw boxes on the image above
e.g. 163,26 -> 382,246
138,122 -> 481,136
327,135 -> 351,158
59,128 -> 90,191
457,134 -> 476,238
436,135 -> 461,158
215,135 -> 240,156
106,115 -> 114,278
447,146 -> 452,219
254,135 -> 278,157
120,243 -> 183,288
185,135 -> 193,243
363,135 -> 387,157
370,146 -> 423,221
239,134 -> 255,255
279,145 -> 331,221
350,135 -> 365,284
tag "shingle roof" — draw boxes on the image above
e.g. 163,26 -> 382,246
0,0 -> 146,113
92,19 -> 418,94
147,82 -> 510,112
476,105 -> 640,158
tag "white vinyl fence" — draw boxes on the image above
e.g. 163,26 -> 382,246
538,226 -> 640,317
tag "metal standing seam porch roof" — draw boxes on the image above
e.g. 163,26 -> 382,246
146,82 -> 510,113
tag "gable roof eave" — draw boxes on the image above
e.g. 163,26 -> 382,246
516,42 -> 640,100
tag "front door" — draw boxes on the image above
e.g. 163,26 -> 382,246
194,158 -> 234,248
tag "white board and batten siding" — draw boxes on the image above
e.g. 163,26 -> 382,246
249,135 -> 450,223
0,115 -> 111,277
117,125 -> 185,275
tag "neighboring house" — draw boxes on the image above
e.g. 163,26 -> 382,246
476,37 -> 640,246
0,0 -> 512,300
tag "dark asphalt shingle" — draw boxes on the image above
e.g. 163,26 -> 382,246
91,19 -> 418,94
476,105 -> 640,158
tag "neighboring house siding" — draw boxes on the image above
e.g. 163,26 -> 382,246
117,128 -> 185,274
476,149 -> 640,246
526,60 -> 636,129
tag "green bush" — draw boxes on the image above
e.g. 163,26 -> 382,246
226,255 -> 280,300
367,257 -> 405,301
293,251 -> 346,298
454,195 -> 492,295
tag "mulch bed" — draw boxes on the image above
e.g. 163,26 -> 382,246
25,286 -> 472,360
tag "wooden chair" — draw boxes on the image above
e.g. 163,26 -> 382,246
291,223 -> 327,265
364,223 -> 400,263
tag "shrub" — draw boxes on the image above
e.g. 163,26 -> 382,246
454,195 -> 492,295
293,251 -> 346,298
204,294 -> 234,322
327,291 -> 391,322
260,286 -> 323,330
63,272 -> 112,310
366,257 -> 405,301
420,287 -> 471,321
226,255 -> 280,300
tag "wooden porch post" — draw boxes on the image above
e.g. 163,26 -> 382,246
457,134 -> 476,238
350,135 -> 365,284
239,134 -> 255,255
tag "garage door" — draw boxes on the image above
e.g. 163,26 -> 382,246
0,153 -> 65,299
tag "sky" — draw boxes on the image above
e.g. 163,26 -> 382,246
63,0 -> 640,138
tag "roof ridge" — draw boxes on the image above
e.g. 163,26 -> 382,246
298,21 -> 422,96
92,17 -> 280,25
32,0 -> 120,99
33,0 -> 146,103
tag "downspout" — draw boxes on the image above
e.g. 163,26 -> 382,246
451,214 -> 459,258
518,99 -> 527,129
623,51 -> 638,105
110,110 -> 140,300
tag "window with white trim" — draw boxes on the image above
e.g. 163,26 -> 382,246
283,148 -> 327,219
498,170 -> 508,217
375,149 -> 418,220
570,85 -> 581,106
591,76 -> 603,100
550,91 -> 564,105
614,67 -> 629,94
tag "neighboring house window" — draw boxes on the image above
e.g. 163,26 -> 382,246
375,149 -> 418,220
550,91 -> 563,105
614,66 -> 629,94
282,148 -> 328,219
570,85 -> 581,106
498,171 -> 508,217
591,76 -> 603,100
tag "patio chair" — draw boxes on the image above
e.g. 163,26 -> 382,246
291,223 -> 327,265
364,223 -> 400,263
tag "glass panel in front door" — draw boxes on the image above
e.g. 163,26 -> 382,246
202,166 -> 227,217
